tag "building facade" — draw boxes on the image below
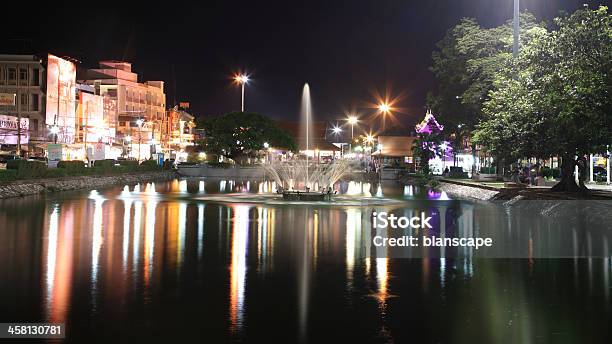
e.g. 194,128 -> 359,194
0,55 -> 46,154
80,61 -> 166,159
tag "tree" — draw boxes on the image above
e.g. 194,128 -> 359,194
200,112 -> 297,163
428,13 -> 542,139
474,6 -> 612,192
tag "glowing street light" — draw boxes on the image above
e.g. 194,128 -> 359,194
233,73 -> 250,112
263,142 -> 270,149
378,102 -> 390,114
365,134 -> 375,144
50,125 -> 60,144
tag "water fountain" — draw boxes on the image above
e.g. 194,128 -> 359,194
262,83 -> 354,201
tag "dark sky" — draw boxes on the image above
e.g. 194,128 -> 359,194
3,0 -> 609,127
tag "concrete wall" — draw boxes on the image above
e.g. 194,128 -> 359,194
178,165 -> 265,178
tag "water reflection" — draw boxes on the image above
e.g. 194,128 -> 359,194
0,179 -> 610,343
229,205 -> 250,334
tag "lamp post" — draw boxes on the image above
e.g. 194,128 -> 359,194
378,102 -> 391,130
136,118 -> 144,161
332,125 -> 343,157
347,115 -> 358,154
124,135 -> 132,158
234,74 -> 249,112
513,0 -> 520,57
50,125 -> 59,144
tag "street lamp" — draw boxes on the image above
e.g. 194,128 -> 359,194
136,118 -> 144,161
377,102 -> 392,129
50,125 -> 60,144
234,73 -> 249,112
347,115 -> 358,154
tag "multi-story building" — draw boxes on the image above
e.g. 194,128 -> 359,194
166,104 -> 196,159
0,55 -> 46,155
80,61 -> 166,159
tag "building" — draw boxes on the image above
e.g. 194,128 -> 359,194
166,104 -> 196,160
373,135 -> 417,170
0,55 -> 46,155
277,121 -> 341,160
80,61 -> 166,159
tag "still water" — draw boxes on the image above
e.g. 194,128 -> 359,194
0,178 -> 610,343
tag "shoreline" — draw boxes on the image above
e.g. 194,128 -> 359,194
0,171 -> 178,199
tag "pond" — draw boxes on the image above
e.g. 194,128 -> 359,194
0,178 -> 610,343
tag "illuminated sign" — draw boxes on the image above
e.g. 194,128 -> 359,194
45,54 -> 76,144
78,92 -> 108,143
0,115 -> 29,145
0,93 -> 16,106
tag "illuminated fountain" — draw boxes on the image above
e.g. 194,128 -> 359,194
262,83 -> 354,201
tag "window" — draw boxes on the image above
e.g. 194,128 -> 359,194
21,93 -> 28,106
19,68 -> 28,82
31,119 -> 39,133
32,68 -> 39,86
31,94 -> 39,111
0,67 -> 5,83
8,68 -> 16,82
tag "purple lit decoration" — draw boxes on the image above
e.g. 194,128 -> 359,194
416,110 -> 454,164
415,110 -> 444,134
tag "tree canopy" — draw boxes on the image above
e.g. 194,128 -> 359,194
427,13 -> 543,137
200,112 -> 297,162
473,5 -> 611,190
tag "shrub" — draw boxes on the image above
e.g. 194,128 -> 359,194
140,159 -> 160,171
7,160 -> 47,179
57,160 -> 87,175
540,167 -> 561,179
479,166 -> 496,174
91,159 -> 117,175
6,159 -> 26,170
0,169 -> 18,182
44,168 -> 68,178
118,159 -> 139,167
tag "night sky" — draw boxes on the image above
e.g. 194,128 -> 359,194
3,0 -> 609,127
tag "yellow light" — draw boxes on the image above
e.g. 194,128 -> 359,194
366,134 -> 374,143
347,116 -> 358,125
234,74 -> 249,84
378,103 -> 390,113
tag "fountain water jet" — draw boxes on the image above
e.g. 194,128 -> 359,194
263,83 -> 355,201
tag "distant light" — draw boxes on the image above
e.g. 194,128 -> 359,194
263,142 -> 270,149
377,143 -> 383,151
125,135 -> 132,142
366,134 -> 374,143
440,143 -> 448,150
50,125 -> 59,134
378,103 -> 390,113
234,74 -> 249,84
347,116 -> 358,125
332,126 -> 342,134
136,119 -> 144,126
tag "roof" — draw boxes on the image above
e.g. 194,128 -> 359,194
374,135 -> 416,157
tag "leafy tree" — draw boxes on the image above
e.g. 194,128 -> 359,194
428,13 -> 542,143
475,6 -> 612,192
200,112 -> 297,163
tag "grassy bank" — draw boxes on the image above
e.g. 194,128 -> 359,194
0,159 -> 170,183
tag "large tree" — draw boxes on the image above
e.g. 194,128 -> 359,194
474,6 -> 612,191
428,13 -> 542,139
200,112 -> 297,163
